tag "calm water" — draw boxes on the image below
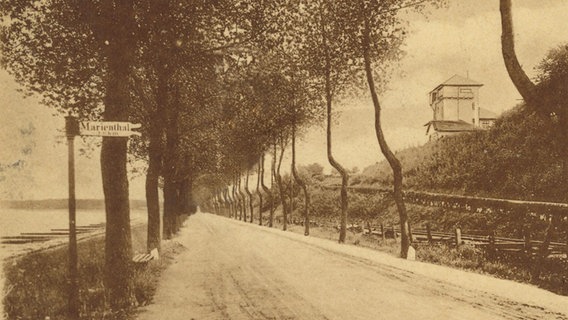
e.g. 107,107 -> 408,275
0,208 -> 148,258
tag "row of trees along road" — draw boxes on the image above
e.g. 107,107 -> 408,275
1,0 -> 447,310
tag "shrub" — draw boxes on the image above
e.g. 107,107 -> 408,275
308,188 -> 340,217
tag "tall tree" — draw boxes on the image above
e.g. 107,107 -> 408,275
98,2 -> 137,305
335,0 -> 445,257
1,0 -> 138,307
300,0 -> 354,243
359,6 -> 410,257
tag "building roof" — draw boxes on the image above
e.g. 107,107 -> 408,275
442,74 -> 483,86
425,120 -> 476,134
479,108 -> 497,119
430,74 -> 483,93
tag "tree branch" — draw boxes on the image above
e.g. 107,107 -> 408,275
499,0 -> 537,105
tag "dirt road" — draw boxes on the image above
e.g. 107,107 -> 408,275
137,213 -> 568,320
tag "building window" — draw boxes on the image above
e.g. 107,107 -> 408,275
430,91 -> 437,104
480,119 -> 494,129
459,87 -> 473,98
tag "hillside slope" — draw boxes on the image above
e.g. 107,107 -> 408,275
358,105 -> 568,203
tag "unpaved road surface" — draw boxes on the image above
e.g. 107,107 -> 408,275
137,213 -> 568,320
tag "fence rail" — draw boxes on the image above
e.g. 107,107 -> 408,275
323,185 -> 568,217
291,220 -> 568,257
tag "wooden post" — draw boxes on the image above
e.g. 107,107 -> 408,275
565,216 -> 568,257
289,172 -> 294,223
455,227 -> 462,247
380,223 -> 385,241
392,225 -> 397,241
65,116 -> 79,319
426,223 -> 433,244
488,230 -> 496,257
523,226 -> 532,260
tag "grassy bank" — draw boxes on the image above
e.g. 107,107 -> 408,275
3,223 -> 184,319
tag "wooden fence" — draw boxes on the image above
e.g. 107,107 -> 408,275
210,185 -> 568,258
324,185 -> 568,218
319,185 -> 568,258
363,224 -> 567,257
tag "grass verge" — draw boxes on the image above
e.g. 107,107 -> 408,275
2,224 -> 184,319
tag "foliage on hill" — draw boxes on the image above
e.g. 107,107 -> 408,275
359,105 -> 568,203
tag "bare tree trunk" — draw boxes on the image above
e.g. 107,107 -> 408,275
179,176 -> 194,216
289,166 -> 294,224
500,0 -> 537,105
257,157 -> 263,226
321,19 -> 349,243
223,187 -> 230,216
269,144 -> 276,227
234,174 -> 241,220
246,169 -> 254,223
226,187 -> 232,217
188,177 -> 196,214
100,1 -> 136,308
174,180 -> 183,232
163,84 -> 180,238
145,162 -> 161,250
213,190 -> 219,215
238,174 -> 247,221
162,177 -> 177,239
145,66 -> 166,252
178,179 -> 186,214
291,122 -> 310,236
275,139 -> 288,230
231,182 -> 237,219
261,153 -> 272,227
233,175 -> 238,219
362,21 -> 410,258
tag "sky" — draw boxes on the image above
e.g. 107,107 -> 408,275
1,0 -> 568,200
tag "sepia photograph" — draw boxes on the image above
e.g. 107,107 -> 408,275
1,0 -> 567,319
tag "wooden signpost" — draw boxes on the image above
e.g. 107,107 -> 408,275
65,116 -> 140,318
65,116 -> 79,319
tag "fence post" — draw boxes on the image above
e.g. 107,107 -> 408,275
523,226 -> 532,260
455,227 -> 462,247
565,215 -> 568,257
488,230 -> 496,258
392,225 -> 397,242
426,223 -> 433,244
380,223 -> 385,241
